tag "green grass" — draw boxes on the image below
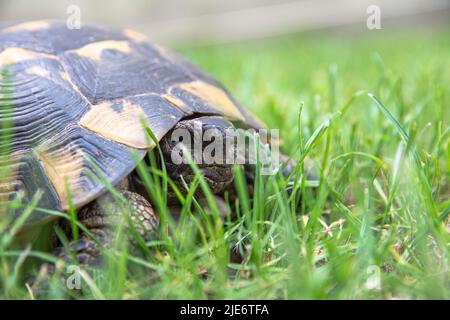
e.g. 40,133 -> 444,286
1,30 -> 449,299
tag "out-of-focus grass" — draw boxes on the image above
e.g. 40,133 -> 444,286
0,30 -> 449,299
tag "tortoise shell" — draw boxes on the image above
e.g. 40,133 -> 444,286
0,20 -> 261,222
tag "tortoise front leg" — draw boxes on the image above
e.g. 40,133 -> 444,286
33,187 -> 158,292
57,190 -> 158,266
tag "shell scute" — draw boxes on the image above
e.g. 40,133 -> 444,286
0,20 -> 260,217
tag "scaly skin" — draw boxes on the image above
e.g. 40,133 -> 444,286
33,188 -> 158,292
159,116 -> 236,204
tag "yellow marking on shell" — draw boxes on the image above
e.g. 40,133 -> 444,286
123,29 -> 148,43
2,20 -> 50,33
68,40 -> 132,61
36,145 -> 86,208
162,93 -> 191,113
60,72 -> 72,83
25,66 -> 50,78
0,48 -> 56,66
177,81 -> 244,121
80,100 -> 152,149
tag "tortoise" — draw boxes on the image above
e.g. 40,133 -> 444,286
0,20 -> 297,269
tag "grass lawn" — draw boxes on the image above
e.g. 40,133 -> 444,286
1,30 -> 449,299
